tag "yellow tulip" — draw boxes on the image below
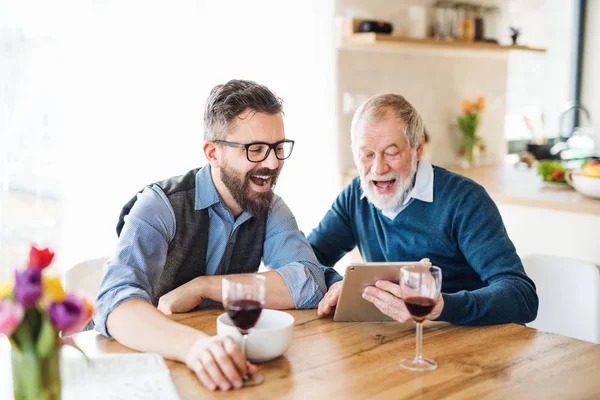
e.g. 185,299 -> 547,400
41,276 -> 66,303
0,281 -> 14,299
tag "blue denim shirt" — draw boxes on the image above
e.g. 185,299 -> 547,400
94,165 -> 326,337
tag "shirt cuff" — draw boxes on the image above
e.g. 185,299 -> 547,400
93,286 -> 152,338
274,262 -> 327,309
434,292 -> 468,324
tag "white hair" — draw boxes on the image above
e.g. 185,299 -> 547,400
350,93 -> 424,155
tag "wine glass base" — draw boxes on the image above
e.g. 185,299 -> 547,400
243,372 -> 264,387
399,357 -> 437,371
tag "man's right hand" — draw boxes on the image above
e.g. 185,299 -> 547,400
185,335 -> 258,391
317,281 -> 343,317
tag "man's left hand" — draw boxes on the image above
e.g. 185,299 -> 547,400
362,280 -> 444,322
158,278 -> 205,315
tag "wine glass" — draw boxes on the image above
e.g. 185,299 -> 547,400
222,274 -> 266,386
399,264 -> 442,371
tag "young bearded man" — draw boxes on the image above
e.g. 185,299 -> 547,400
94,79 -> 326,391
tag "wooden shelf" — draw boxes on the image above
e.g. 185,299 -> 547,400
339,33 -> 546,53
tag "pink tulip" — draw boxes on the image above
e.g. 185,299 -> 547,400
0,299 -> 25,337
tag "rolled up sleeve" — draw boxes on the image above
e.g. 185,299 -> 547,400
263,196 -> 327,309
93,185 -> 175,338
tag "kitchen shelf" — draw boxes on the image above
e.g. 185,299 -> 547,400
339,33 -> 546,53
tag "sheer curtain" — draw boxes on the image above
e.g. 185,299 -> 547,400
1,0 -> 339,275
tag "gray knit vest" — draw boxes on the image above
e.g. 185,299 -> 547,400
117,167 -> 267,305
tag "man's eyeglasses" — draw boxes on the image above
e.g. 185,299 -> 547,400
213,139 -> 295,163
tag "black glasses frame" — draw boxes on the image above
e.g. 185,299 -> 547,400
213,139 -> 295,163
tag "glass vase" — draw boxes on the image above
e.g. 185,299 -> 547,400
11,349 -> 61,400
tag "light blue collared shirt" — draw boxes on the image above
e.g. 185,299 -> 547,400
361,159 -> 434,220
94,165 -> 326,337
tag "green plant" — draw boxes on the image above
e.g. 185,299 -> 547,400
537,160 -> 566,183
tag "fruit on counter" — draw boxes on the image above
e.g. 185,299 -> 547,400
581,159 -> 600,169
537,160 -> 567,183
582,163 -> 600,178
551,170 -> 565,181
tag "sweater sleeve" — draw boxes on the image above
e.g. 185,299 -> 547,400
436,185 -> 539,325
307,182 -> 358,287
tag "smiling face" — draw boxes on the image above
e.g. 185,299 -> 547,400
354,113 -> 423,212
209,109 -> 286,216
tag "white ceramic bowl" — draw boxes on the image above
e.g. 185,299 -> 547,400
569,173 -> 600,199
216,309 -> 294,363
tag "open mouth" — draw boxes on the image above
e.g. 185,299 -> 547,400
249,175 -> 273,187
372,179 -> 396,189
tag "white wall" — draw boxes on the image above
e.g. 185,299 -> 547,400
582,0 -> 600,148
0,0 -> 339,276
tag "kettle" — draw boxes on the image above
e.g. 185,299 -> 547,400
551,103 -> 595,159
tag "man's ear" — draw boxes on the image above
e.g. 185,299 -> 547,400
415,133 -> 425,161
204,141 -> 220,167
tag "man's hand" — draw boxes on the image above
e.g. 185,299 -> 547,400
317,281 -> 343,317
362,282 -> 445,323
185,335 -> 257,391
360,258 -> 443,323
158,278 -> 204,315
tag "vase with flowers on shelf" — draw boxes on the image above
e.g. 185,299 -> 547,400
458,96 -> 486,167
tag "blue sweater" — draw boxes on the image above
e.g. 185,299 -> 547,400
308,165 -> 538,325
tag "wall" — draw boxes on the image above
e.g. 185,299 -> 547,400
336,0 -> 578,173
505,0 -> 577,141
582,0 -> 600,147
337,49 -> 508,170
0,0 -> 339,278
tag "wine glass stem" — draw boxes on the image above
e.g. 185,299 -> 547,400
241,332 -> 249,371
415,322 -> 423,361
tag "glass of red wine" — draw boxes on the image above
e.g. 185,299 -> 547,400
399,264 -> 442,371
222,274 -> 266,386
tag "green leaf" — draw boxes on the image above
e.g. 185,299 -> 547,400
8,336 -> 21,352
35,314 -> 57,358
13,319 -> 35,353
25,308 -> 42,340
63,341 -> 92,365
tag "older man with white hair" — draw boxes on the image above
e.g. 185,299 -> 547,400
308,93 -> 538,325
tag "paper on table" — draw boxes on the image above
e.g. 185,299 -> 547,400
63,353 -> 181,400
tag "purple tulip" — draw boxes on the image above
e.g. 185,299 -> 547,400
14,268 -> 42,307
48,295 -> 83,331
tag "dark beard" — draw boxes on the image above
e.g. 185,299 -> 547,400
220,163 -> 277,216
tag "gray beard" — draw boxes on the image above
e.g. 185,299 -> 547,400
360,154 -> 418,213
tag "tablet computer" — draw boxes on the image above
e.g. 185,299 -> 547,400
333,262 -> 422,322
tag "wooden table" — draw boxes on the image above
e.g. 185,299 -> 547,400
72,309 -> 600,399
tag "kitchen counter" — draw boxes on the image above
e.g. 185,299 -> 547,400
448,163 -> 600,215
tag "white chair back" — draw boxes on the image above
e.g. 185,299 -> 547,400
63,257 -> 108,300
522,254 -> 600,344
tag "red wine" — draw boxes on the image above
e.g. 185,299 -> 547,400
227,299 -> 263,331
404,297 -> 436,321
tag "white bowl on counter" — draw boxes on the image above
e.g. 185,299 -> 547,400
216,309 -> 294,363
565,170 -> 600,199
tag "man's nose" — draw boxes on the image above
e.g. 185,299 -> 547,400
261,148 -> 279,169
372,154 -> 389,175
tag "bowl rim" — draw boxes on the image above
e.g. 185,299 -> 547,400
217,309 -> 295,332
573,173 -> 600,181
